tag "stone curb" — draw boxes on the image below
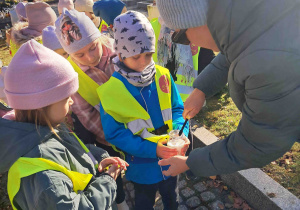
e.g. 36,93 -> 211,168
190,119 -> 300,210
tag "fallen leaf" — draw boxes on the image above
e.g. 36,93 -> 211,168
228,195 -> 234,203
267,193 -> 276,198
223,186 -> 228,190
234,197 -> 244,205
210,176 -> 217,180
233,203 -> 242,209
285,159 -> 290,165
218,203 -> 225,209
271,161 -> 276,165
242,202 -> 251,210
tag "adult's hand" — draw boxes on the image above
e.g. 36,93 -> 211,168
183,88 -> 206,119
158,156 -> 189,176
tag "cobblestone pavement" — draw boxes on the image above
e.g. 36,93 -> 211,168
123,173 -> 254,210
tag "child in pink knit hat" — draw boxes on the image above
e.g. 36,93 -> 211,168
1,39 -> 128,209
10,2 -> 57,56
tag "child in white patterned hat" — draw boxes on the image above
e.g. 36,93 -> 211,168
99,11 -> 190,210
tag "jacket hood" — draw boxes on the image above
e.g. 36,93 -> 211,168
0,118 -> 51,173
207,0 -> 299,62
11,21 -> 42,47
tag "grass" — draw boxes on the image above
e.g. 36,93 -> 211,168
194,85 -> 300,198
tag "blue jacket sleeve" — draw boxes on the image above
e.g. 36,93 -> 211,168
170,76 -> 189,137
100,103 -> 158,158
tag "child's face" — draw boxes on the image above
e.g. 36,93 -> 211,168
46,97 -> 73,126
54,48 -> 69,59
121,52 -> 154,72
71,38 -> 103,67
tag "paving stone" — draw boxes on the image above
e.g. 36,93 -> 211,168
126,182 -> 134,191
178,179 -> 187,189
186,196 -> 201,208
125,193 -> 129,201
181,187 -> 195,198
193,182 -> 207,193
178,205 -> 188,210
122,176 -> 129,183
194,206 -> 208,210
225,203 -> 233,208
127,201 -> 132,209
155,198 -> 162,206
130,190 -> 135,199
178,195 -> 183,203
209,200 -> 225,210
200,191 -> 216,202
154,199 -> 163,210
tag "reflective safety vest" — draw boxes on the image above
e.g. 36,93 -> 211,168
150,18 -> 200,102
99,19 -> 109,34
67,57 -> 100,107
97,65 -> 173,143
10,39 -> 43,57
150,18 -> 161,64
7,132 -> 97,210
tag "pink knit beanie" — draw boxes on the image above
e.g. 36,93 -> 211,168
21,2 -> 57,36
58,0 -> 75,14
4,40 -> 79,110
15,2 -> 27,21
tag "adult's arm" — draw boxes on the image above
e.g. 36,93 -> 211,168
193,52 -> 230,98
187,51 -> 300,176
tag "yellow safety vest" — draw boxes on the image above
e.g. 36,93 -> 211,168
7,132 -> 96,210
97,65 -> 172,143
150,18 -> 200,102
10,39 -> 43,57
67,57 -> 100,107
99,20 -> 109,34
150,18 -> 161,64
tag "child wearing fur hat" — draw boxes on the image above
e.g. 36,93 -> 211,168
55,8 -> 129,210
74,0 -> 101,28
0,40 -> 128,210
98,11 -> 190,210
10,2 -> 57,56
6,2 -> 27,46
42,26 -> 69,58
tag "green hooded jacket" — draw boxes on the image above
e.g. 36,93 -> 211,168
0,118 -> 117,210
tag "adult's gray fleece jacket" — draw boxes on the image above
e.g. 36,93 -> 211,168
188,0 -> 300,176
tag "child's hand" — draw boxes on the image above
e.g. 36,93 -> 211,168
98,157 -> 129,173
105,164 -> 122,180
156,138 -> 178,159
180,136 -> 190,156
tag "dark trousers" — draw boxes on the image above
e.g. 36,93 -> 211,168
198,47 -> 215,75
133,176 -> 178,210
72,113 -> 126,204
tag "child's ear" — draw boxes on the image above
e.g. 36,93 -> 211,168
118,53 -> 123,62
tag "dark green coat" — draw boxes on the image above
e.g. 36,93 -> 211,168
0,118 -> 117,209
